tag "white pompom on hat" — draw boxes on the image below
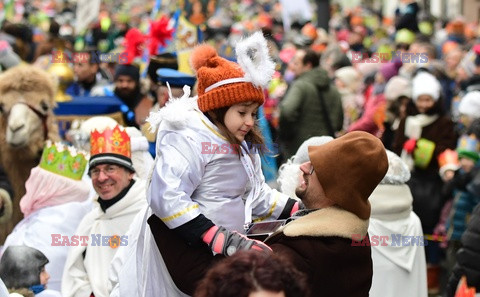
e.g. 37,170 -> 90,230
459,91 -> 480,119
411,71 -> 442,102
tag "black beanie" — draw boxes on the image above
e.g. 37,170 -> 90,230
147,53 -> 178,81
115,64 -> 140,81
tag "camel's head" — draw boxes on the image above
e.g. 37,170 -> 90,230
0,65 -> 57,149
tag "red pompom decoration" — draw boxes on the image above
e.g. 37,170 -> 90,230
148,16 -> 175,56
123,28 -> 146,64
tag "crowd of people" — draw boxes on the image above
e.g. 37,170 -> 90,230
1,0 -> 480,296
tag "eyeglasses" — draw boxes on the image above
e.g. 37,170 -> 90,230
89,165 -> 120,178
309,165 -> 314,175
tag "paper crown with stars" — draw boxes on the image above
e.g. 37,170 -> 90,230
39,141 -> 89,180
89,125 -> 135,172
457,134 -> 480,162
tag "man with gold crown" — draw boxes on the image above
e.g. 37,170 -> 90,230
61,125 -> 147,297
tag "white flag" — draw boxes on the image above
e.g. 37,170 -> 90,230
75,0 -> 101,34
280,0 -> 313,32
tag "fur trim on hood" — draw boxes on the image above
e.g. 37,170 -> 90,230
280,206 -> 369,239
146,85 -> 198,131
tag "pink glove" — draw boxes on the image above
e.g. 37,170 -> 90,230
202,226 -> 272,256
290,201 -> 300,216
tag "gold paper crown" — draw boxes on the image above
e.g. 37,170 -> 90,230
89,125 -> 135,172
39,141 -> 88,180
90,125 -> 131,158
456,134 -> 480,162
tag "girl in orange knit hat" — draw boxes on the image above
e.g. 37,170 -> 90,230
141,32 -> 299,296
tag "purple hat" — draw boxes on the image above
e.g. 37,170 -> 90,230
380,59 -> 403,82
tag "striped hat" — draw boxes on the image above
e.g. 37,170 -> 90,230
89,125 -> 135,172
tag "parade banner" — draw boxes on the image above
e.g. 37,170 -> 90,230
163,0 -> 218,26
175,15 -> 200,74
75,0 -> 101,34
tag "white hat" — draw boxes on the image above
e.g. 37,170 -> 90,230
293,136 -> 334,164
335,66 -> 362,93
384,76 -> 412,102
459,91 -> 480,119
381,150 -> 411,185
412,71 -> 441,102
125,127 -> 154,179
80,116 -> 119,135
277,136 -> 334,199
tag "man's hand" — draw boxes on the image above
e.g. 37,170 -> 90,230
134,96 -> 154,126
202,226 -> 272,256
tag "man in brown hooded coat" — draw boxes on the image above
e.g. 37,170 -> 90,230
266,131 -> 389,297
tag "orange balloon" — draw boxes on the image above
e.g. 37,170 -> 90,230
302,23 -> 318,40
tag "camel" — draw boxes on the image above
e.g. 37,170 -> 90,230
0,64 -> 60,244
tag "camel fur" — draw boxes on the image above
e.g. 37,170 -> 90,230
0,64 -> 60,244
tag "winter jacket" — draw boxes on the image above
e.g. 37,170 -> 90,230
446,186 -> 480,241
279,67 -> 343,158
446,203 -> 480,296
266,207 -> 372,297
395,2 -> 420,32
393,115 -> 457,176
348,93 -> 386,137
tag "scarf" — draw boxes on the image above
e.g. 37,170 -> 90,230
20,167 -> 91,217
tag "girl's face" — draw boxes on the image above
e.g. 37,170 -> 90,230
224,101 -> 259,142
40,267 -> 50,287
415,95 -> 436,114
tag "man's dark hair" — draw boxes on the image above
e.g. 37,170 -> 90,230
302,49 -> 320,68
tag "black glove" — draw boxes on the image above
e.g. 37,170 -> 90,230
202,226 -> 272,256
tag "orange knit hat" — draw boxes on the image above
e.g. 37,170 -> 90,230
190,32 -> 275,112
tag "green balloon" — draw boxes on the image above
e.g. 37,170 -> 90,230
419,21 -> 433,36
101,17 -> 111,32
377,44 -> 393,60
363,36 -> 373,49
395,29 -> 416,45
98,40 -> 109,53
74,38 -> 85,52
